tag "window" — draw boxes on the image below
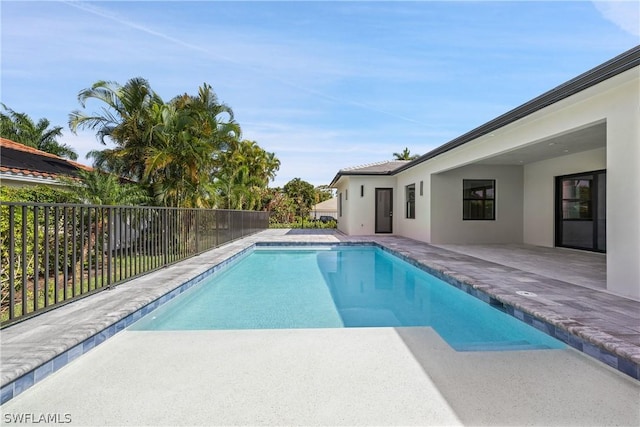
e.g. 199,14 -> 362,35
555,170 -> 606,252
560,177 -> 592,219
463,180 -> 495,220
419,180 -> 423,196
360,185 -> 364,197
338,192 -> 343,217
405,184 -> 415,219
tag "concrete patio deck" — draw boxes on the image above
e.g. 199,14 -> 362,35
1,229 -> 639,425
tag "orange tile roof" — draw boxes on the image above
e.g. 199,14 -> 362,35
0,137 -> 93,182
0,137 -> 93,171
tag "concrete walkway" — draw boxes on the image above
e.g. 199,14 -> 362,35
1,229 -> 639,425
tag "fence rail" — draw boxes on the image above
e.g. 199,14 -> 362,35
0,202 -> 268,327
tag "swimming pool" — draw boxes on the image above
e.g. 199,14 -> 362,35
130,245 -> 563,351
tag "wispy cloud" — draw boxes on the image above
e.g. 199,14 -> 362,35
592,1 -> 640,37
61,1 -> 212,56
60,0 -> 427,125
3,1 -> 636,186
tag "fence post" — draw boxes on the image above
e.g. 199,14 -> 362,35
63,207 -> 68,299
195,210 -> 199,254
106,207 -> 112,288
215,210 -> 219,248
44,207 -> 50,309
163,209 -> 169,266
8,206 -> 15,321
21,205 -> 28,317
33,205 -> 39,313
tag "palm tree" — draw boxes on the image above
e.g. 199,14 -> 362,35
1,104 -> 78,160
143,103 -> 212,207
69,77 -> 164,181
169,83 -> 241,154
144,84 -> 243,207
70,79 -> 245,208
213,139 -> 280,210
60,169 -> 150,280
392,147 -> 419,160
64,169 -> 149,206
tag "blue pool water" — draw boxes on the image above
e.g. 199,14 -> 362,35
130,246 -> 564,351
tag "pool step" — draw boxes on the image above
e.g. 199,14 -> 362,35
453,340 -> 554,352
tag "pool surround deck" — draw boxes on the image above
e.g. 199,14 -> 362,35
1,229 -> 639,405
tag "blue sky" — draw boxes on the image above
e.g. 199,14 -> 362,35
1,1 -> 638,187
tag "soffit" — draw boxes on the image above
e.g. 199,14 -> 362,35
474,121 -> 606,165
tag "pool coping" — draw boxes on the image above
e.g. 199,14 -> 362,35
371,244 -> 640,380
1,236 -> 638,405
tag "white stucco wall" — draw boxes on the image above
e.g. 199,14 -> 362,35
520,72 -> 639,299
520,71 -> 638,299
335,176 -> 397,235
604,76 -> 640,299
334,179 -> 348,234
523,147 -> 606,247
0,176 -> 63,188
430,165 -> 524,244
395,169 -> 431,242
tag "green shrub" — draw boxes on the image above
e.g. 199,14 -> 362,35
269,216 -> 336,229
1,186 -> 81,318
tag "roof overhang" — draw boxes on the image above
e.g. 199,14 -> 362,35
0,171 -> 67,186
392,45 -> 639,174
329,161 -> 411,187
329,171 -> 393,188
329,45 -> 638,187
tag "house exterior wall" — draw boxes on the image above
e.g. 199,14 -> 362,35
0,176 -> 64,188
605,75 -> 640,299
395,168 -> 431,242
333,65 -> 639,299
430,165 -> 524,244
334,180 -> 348,234
518,73 -> 639,299
310,197 -> 338,220
335,176 -> 397,235
523,147 -> 606,247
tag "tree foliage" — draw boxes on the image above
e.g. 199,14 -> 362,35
263,188 -> 296,224
0,185 -> 78,204
392,147 -> 419,160
69,78 -> 278,208
69,77 -> 167,182
62,170 -> 150,206
1,104 -> 78,160
0,186 -> 80,314
283,178 -> 316,217
315,185 -> 335,203
214,140 -> 280,210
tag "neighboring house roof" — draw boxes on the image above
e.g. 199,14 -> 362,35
0,137 -> 92,185
312,197 -> 338,211
331,161 -> 410,184
330,45 -> 640,187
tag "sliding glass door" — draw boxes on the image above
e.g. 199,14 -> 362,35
555,170 -> 606,252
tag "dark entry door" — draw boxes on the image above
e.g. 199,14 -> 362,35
555,170 -> 606,252
375,188 -> 393,233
